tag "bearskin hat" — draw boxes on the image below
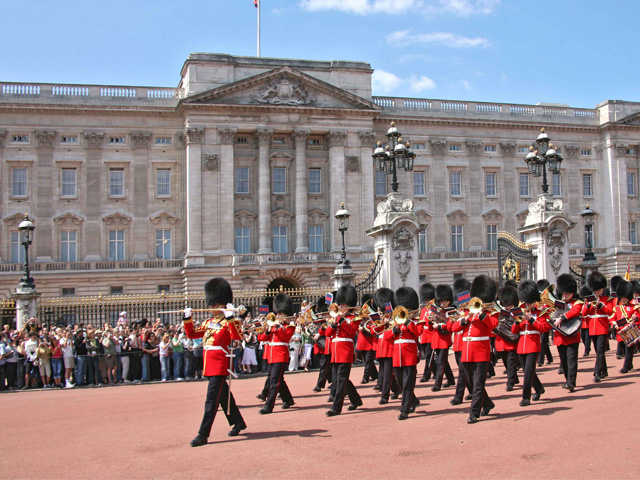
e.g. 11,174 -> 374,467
273,292 -> 294,316
579,285 -> 592,299
537,279 -> 550,293
556,274 -> 577,297
375,287 -> 396,310
504,279 -> 518,289
316,295 -> 329,313
435,284 -> 454,306
616,281 -> 634,301
469,274 -> 497,303
610,275 -> 624,294
335,285 -> 358,308
452,277 -> 471,297
395,286 -> 419,310
498,286 -> 519,308
587,271 -> 607,292
204,277 -> 233,307
517,280 -> 540,304
632,280 -> 640,297
419,283 -> 436,303
361,292 -> 375,308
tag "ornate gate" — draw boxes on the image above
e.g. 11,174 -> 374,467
497,232 -> 536,286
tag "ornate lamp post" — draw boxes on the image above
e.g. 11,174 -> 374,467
523,128 -> 563,194
335,203 -> 350,267
581,205 -> 596,263
18,213 -> 35,290
372,122 -> 416,193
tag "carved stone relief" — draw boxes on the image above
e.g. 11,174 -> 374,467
500,142 -> 516,156
359,132 -> 376,147
34,131 -> 56,148
528,195 -> 564,215
392,226 -> 415,286
183,128 -> 204,145
430,139 -> 447,154
564,145 -> 579,158
547,223 -> 567,277
345,156 -> 360,172
466,141 -> 482,153
257,130 -> 273,145
377,196 -> 414,215
203,153 -> 219,171
0,130 -> 5,147
252,75 -> 313,106
131,132 -> 152,149
615,144 -> 628,157
83,132 -> 104,148
328,131 -> 346,148
219,128 -> 237,145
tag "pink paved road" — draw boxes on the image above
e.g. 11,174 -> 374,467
1,351 -> 638,479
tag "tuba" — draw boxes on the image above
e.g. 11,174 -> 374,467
539,285 -> 581,337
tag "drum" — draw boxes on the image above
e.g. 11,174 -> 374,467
619,322 -> 640,347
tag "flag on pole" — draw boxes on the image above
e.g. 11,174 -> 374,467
624,259 -> 631,281
254,0 -> 259,7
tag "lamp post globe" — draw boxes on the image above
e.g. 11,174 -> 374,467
335,203 -> 350,266
523,128 -> 563,194
18,213 -> 36,290
372,122 -> 415,194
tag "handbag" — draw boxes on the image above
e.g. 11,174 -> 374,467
33,358 -> 40,367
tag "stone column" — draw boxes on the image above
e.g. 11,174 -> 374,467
500,142 -> 518,232
131,132 -> 151,259
34,132 -> 56,260
519,194 -> 576,282
293,130 -> 310,253
328,131 -> 347,252
219,128 -> 236,253
14,291 -> 40,331
257,130 -> 273,254
83,132 -> 104,261
359,132 -> 376,249
184,127 -> 205,265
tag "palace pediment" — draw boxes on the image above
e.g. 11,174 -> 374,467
180,66 -> 380,112
617,110 -> 640,126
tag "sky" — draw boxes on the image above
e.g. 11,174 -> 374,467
1,0 -> 637,108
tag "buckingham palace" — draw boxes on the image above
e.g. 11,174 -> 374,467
1,53 -> 639,298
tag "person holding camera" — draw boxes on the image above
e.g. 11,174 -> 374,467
21,332 -> 39,389
102,331 -> 118,385
61,329 -> 75,388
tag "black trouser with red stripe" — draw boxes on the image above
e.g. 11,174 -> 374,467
331,362 -> 361,413
198,375 -> 244,437
362,350 -> 378,381
463,361 -> 493,418
378,357 -> 401,401
623,343 -> 636,370
503,350 -> 519,387
581,328 -> 591,355
592,334 -> 609,376
420,343 -> 437,380
557,343 -> 578,388
265,362 -> 294,409
453,351 -> 471,401
260,363 -> 272,397
393,365 -> 418,414
519,352 -> 543,400
433,348 -> 455,388
316,353 -> 332,389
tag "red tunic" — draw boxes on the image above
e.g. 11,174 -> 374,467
267,324 -> 295,364
587,296 -> 616,336
356,324 -> 376,351
371,321 -> 394,358
313,324 -> 328,355
512,308 -> 551,354
258,331 -> 271,360
419,307 -> 433,345
611,304 -> 638,342
326,315 -> 361,363
450,311 -> 499,362
554,300 -> 582,346
184,315 -> 242,377
385,321 -> 422,367
428,316 -> 453,349
451,308 -> 468,352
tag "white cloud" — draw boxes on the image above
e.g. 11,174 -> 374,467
372,70 -> 437,94
387,30 -> 490,48
410,75 -> 437,92
372,70 -> 404,94
299,0 -> 499,16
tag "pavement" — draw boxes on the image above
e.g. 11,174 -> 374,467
1,350 -> 638,479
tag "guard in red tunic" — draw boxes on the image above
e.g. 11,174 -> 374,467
552,274 -> 583,393
610,276 -> 626,360
357,293 -> 378,384
386,286 -> 423,420
450,274 -> 499,424
184,278 -> 246,447
611,281 -> 638,374
450,278 -> 472,405
428,285 -> 456,391
326,285 -> 363,416
370,287 -> 401,403
587,271 -> 616,382
495,286 -> 520,392
418,283 -> 436,383
256,325 -> 272,401
313,296 -> 332,393
259,293 -> 296,414
579,286 -> 593,357
512,280 -> 551,405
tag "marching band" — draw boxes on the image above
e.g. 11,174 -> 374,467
183,273 -> 640,446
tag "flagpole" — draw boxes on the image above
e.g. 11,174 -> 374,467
257,0 -> 261,57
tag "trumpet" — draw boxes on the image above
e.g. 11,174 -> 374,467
468,297 -> 485,315
390,306 -> 409,326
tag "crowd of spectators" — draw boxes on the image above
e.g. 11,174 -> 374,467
0,312 -> 319,392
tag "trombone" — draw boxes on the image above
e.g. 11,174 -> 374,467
158,305 -> 247,316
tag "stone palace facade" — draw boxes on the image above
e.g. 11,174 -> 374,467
1,53 -> 640,297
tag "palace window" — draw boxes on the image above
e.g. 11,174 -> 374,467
484,145 -> 497,152
486,224 -> 498,251
485,172 -> 497,196
308,168 -> 321,194
583,174 -> 593,197
155,137 -> 171,145
235,167 -> 250,194
450,172 -> 462,196
156,169 -> 171,197
61,136 -> 78,144
552,173 -> 561,196
449,145 -> 462,152
627,172 -> 636,196
630,222 -> 638,245
235,227 -> 250,254
309,226 -> 323,253
273,167 -> 286,194
272,226 -> 288,253
155,229 -> 171,260
519,173 -> 530,197
10,232 -> 25,263
108,230 -> 125,261
60,231 -> 77,262
12,167 -> 27,197
109,168 -> 124,197
414,172 -> 425,196
451,225 -> 463,252
375,171 -> 387,196
418,228 -> 427,253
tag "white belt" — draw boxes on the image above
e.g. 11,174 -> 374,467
463,336 -> 490,342
591,315 -> 608,318
395,339 -> 416,344
333,338 -> 354,343
520,330 -> 540,336
378,334 -> 384,339
271,342 -> 288,346
203,345 -> 227,352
